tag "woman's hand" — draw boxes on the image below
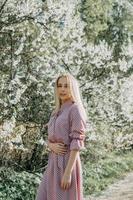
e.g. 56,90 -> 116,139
48,142 -> 68,155
60,172 -> 72,190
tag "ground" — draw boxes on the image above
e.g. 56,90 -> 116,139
85,172 -> 133,200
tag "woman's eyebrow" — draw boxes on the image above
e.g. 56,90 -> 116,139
58,83 -> 68,85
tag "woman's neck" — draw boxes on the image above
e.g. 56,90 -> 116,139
61,98 -> 72,105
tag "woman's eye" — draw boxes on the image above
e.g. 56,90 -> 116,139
57,84 -> 68,88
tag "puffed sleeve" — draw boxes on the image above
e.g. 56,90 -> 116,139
69,104 -> 86,151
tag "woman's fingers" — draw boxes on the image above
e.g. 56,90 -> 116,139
53,142 -> 68,155
58,146 -> 68,149
59,148 -> 67,152
57,143 -> 68,150
58,143 -> 67,147
62,183 -> 70,190
58,149 -> 68,155
66,183 -> 70,189
60,152 -> 67,155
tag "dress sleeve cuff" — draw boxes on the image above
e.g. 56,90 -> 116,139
70,139 -> 86,151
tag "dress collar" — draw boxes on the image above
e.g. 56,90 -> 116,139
60,100 -> 74,110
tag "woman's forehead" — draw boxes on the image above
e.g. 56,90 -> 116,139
58,76 -> 69,84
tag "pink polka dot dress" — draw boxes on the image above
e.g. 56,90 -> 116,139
36,100 -> 86,200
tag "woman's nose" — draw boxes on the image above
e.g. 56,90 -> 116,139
61,86 -> 65,90
61,88 -> 65,92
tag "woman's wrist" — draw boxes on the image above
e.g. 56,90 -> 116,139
47,141 -> 53,151
64,169 -> 72,177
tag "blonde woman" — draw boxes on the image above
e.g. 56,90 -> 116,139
36,73 -> 87,200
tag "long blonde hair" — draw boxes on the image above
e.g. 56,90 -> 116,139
52,73 -> 87,121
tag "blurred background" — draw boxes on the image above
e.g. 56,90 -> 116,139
0,0 -> 133,199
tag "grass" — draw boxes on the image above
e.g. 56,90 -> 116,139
83,149 -> 133,196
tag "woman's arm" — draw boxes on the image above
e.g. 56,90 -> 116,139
60,150 -> 79,190
64,150 -> 79,174
61,104 -> 86,190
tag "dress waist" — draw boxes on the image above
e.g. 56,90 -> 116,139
48,139 -> 71,170
50,149 -> 71,170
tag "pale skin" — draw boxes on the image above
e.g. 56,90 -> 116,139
48,76 -> 79,190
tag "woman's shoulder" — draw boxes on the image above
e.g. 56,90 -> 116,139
50,110 -> 56,117
70,102 -> 81,110
69,102 -> 82,115
69,102 -> 87,122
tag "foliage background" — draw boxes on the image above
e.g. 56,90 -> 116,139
0,0 -> 133,199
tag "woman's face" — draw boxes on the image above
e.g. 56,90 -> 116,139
57,76 -> 72,103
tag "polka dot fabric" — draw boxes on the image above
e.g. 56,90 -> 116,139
36,100 -> 86,200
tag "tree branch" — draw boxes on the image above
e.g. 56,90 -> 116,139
0,0 -> 8,16
0,15 -> 49,30
61,59 -> 71,72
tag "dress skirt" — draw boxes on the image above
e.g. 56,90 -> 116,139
35,150 -> 84,200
